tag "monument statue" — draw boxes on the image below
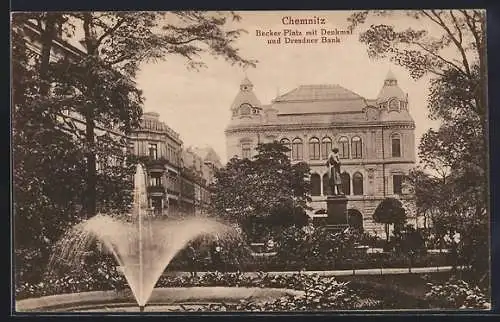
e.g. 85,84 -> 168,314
326,147 -> 344,195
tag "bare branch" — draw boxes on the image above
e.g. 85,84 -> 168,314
429,10 -> 472,78
411,41 -> 467,76
449,10 -> 463,45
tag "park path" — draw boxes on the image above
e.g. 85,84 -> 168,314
168,265 -> 464,278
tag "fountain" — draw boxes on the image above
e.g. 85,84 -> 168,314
16,164 -> 303,312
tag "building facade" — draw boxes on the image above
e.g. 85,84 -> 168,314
225,75 -> 416,234
128,112 -> 183,214
128,112 -> 221,215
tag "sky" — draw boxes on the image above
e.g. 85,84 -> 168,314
135,11 -> 443,163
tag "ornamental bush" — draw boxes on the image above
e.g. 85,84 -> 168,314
172,274 -> 379,312
425,278 -> 490,309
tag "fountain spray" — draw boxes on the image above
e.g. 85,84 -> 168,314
48,163 -> 232,311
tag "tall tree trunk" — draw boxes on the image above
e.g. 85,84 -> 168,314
82,13 -> 98,217
39,13 -> 60,97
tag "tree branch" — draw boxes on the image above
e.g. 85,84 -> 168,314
449,10 -> 463,45
429,10 -> 472,78
96,17 -> 125,47
460,10 -> 482,55
165,37 -> 204,45
410,41 -> 467,76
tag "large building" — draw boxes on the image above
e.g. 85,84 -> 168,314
128,112 -> 221,215
225,75 -> 416,234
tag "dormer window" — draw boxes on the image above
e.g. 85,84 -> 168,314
239,103 -> 251,116
388,98 -> 400,112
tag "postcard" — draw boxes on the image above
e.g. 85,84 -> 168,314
11,10 -> 490,313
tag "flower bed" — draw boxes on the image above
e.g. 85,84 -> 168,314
17,265 -> 490,311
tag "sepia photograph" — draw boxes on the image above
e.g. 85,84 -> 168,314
11,10 -> 490,313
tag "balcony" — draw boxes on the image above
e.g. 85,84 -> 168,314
147,185 -> 165,196
136,156 -> 167,173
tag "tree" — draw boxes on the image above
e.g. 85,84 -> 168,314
211,142 -> 311,238
15,11 -> 256,218
12,11 -> 255,283
373,198 -> 407,242
349,9 -> 488,283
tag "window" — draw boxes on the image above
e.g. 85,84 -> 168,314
240,103 -> 251,115
391,133 -> 401,157
280,138 -> 291,159
389,98 -> 400,111
393,174 -> 404,194
148,143 -> 158,159
150,176 -> 162,187
242,143 -> 251,159
292,138 -> 303,160
310,173 -> 321,196
309,137 -> 320,160
321,137 -> 332,159
322,174 -> 331,196
351,136 -> 362,159
338,136 -> 349,159
352,172 -> 364,195
341,172 -> 351,195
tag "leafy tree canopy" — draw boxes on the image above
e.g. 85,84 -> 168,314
211,142 -> 311,236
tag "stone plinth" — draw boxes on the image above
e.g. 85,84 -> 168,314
326,195 -> 348,225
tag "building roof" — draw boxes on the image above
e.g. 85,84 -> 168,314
230,77 -> 262,111
376,71 -> 407,103
274,84 -> 364,102
271,84 -> 367,114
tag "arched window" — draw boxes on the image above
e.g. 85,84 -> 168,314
309,137 -> 320,160
338,136 -> 349,159
352,172 -> 364,195
391,133 -> 401,157
322,173 -> 331,196
292,138 -> 303,160
321,137 -> 332,159
280,138 -> 291,159
388,98 -> 400,111
341,172 -> 351,195
239,103 -> 251,115
310,173 -> 321,196
351,136 -> 362,159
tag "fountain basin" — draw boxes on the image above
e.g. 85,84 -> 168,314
16,287 -> 304,312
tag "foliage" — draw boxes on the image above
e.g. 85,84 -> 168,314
183,275 -> 376,311
18,270 -> 378,311
16,252 -> 126,300
425,278 -> 490,309
211,142 -> 311,238
349,10 -> 488,283
389,225 -> 427,257
373,198 -> 407,241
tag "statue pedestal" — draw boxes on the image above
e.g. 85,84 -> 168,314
326,195 -> 348,228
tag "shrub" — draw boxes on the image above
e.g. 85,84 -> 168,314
172,274 -> 380,311
16,251 -> 127,300
425,278 -> 490,309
